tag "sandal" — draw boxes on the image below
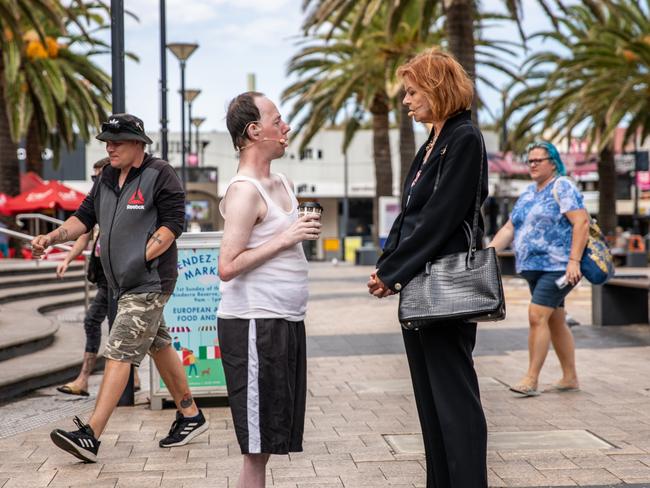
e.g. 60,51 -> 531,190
56,384 -> 90,397
509,383 -> 540,397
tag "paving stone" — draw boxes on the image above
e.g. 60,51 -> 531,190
50,481 -> 118,488
295,481 -> 343,488
0,462 -> 42,473
1,470 -> 56,487
271,466 -> 317,481
100,458 -> 147,473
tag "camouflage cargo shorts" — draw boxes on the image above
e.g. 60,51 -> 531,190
104,292 -> 172,366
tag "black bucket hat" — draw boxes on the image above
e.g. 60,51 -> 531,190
96,113 -> 153,144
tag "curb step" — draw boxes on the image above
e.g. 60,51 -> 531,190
0,280 -> 91,305
0,269 -> 85,289
0,290 -> 102,401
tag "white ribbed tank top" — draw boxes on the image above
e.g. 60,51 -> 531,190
217,173 -> 308,321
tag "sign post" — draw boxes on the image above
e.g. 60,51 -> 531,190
150,231 -> 226,409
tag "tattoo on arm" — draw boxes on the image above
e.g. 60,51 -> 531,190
180,394 -> 193,409
146,233 -> 163,250
56,227 -> 69,243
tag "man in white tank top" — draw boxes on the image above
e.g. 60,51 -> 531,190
218,92 -> 321,488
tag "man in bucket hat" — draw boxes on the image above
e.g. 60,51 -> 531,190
31,113 -> 208,463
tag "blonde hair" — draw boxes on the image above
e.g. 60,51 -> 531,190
397,48 -> 474,120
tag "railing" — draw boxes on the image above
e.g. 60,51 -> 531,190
0,227 -> 72,253
15,213 -> 64,238
15,213 -> 64,227
0,227 -> 91,311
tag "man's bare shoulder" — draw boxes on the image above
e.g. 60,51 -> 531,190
224,180 -> 262,204
222,179 -> 265,221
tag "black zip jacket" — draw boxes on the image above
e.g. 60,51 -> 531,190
74,154 -> 185,297
376,110 -> 488,292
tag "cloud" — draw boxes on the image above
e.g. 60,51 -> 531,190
125,0 -> 293,27
210,16 -> 301,47
124,0 -> 219,27
224,0 -> 292,12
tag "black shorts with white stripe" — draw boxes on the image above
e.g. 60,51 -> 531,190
218,317 -> 306,455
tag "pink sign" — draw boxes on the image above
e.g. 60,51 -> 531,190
637,171 -> 650,191
187,153 -> 198,167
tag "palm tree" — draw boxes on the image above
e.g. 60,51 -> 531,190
21,33 -> 112,174
301,0 -> 565,121
286,3 -> 522,244
282,28 -> 395,242
0,0 -> 64,195
11,3 -> 113,175
504,1 -> 650,236
284,3 -> 449,240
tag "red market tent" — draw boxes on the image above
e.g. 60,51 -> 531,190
0,193 -> 10,216
20,171 -> 45,193
5,180 -> 86,213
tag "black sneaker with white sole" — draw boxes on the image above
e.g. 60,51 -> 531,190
50,416 -> 100,463
159,409 -> 208,447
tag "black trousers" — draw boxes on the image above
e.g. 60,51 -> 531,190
83,281 -> 108,354
402,322 -> 487,488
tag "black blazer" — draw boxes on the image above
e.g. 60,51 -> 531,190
376,110 -> 488,292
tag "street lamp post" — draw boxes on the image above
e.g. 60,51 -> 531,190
342,149 -> 349,259
167,42 -> 198,192
110,0 -> 125,113
183,89 -> 201,165
191,117 -> 206,165
159,0 -> 168,160
109,0 -> 136,407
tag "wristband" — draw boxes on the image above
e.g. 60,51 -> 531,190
569,257 -> 580,263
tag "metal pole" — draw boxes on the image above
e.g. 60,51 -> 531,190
342,149 -> 350,259
180,60 -> 187,193
188,101 -> 193,165
110,0 -> 125,113
111,0 -> 134,405
195,124 -> 199,163
634,137 -> 640,234
159,0 -> 168,160
500,90 -> 507,152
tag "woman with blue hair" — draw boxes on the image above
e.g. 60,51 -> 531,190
488,141 -> 589,397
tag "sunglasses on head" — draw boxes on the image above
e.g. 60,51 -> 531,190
101,121 -> 141,134
102,121 -> 123,132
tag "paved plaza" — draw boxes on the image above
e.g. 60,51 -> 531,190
1,262 -> 650,487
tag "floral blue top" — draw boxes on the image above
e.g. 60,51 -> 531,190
510,177 -> 585,273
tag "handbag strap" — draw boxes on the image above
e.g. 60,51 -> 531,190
469,129 -> 485,258
432,125 -> 485,259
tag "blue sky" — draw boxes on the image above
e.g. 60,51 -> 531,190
90,0 -> 554,133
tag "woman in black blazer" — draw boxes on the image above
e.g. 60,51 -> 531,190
368,49 -> 488,487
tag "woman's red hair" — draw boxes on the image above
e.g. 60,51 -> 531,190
397,48 -> 474,120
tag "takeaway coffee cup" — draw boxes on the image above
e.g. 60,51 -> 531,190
298,202 -> 323,220
298,202 -> 323,241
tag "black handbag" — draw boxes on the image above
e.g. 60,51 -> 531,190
398,134 -> 506,330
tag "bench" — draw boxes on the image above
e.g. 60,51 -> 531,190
612,250 -> 648,268
497,250 -> 516,276
592,275 -> 650,326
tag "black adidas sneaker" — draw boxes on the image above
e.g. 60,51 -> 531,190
50,416 -> 101,463
159,409 -> 208,447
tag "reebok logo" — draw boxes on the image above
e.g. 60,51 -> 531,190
126,189 -> 145,210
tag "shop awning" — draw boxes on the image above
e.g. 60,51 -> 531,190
5,180 -> 87,213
